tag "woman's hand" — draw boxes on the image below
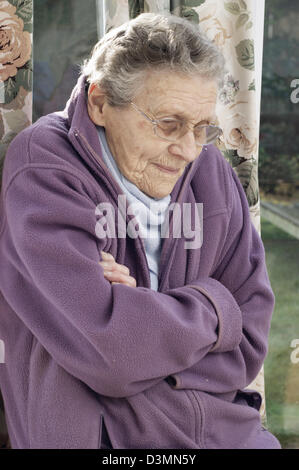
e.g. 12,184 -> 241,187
99,251 -> 137,288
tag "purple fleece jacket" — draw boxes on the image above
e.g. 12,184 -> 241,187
0,74 -> 281,449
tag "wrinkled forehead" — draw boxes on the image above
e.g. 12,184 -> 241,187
135,69 -> 218,121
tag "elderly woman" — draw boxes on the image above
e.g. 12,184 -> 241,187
0,13 -> 280,449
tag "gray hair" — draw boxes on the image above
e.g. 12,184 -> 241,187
80,12 -> 225,107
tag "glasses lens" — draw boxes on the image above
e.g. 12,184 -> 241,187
193,126 -> 207,145
195,125 -> 222,145
156,120 -> 183,141
156,120 -> 222,146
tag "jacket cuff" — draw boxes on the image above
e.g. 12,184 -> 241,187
187,278 -> 243,353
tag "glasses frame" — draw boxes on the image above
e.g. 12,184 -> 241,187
130,101 -> 222,148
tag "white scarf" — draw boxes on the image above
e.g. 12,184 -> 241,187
97,126 -> 171,290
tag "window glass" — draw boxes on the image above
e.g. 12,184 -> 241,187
261,0 -> 299,449
33,0 -> 98,122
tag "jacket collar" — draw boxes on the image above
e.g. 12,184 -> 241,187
65,73 -> 204,203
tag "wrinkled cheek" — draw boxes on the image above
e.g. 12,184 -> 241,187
136,120 -> 147,131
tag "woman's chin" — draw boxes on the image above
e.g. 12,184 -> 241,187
142,184 -> 173,200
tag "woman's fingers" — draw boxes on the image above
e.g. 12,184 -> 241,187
103,270 -> 137,287
100,251 -> 115,261
99,252 -> 136,287
99,260 -> 130,276
100,251 -> 129,272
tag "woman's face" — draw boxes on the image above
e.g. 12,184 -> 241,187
88,70 -> 218,199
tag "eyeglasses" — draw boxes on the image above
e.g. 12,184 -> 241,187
130,101 -> 222,148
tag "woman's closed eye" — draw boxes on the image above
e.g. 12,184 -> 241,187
157,119 -> 183,136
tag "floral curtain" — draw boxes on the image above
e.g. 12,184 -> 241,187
0,0 -> 32,191
0,0 -> 33,447
103,0 -> 266,422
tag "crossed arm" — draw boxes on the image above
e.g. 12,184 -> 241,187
99,183 -> 273,395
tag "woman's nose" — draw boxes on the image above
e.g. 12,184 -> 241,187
168,130 -> 201,163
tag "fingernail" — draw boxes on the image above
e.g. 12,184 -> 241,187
99,261 -> 110,267
101,251 -> 113,259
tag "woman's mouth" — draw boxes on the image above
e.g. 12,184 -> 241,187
154,163 -> 180,174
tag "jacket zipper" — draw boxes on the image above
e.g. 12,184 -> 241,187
157,161 -> 196,292
72,129 -> 151,287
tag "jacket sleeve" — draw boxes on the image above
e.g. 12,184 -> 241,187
167,163 -> 275,394
1,164 -> 243,398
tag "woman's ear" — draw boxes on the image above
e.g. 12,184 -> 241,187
87,84 -> 107,126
